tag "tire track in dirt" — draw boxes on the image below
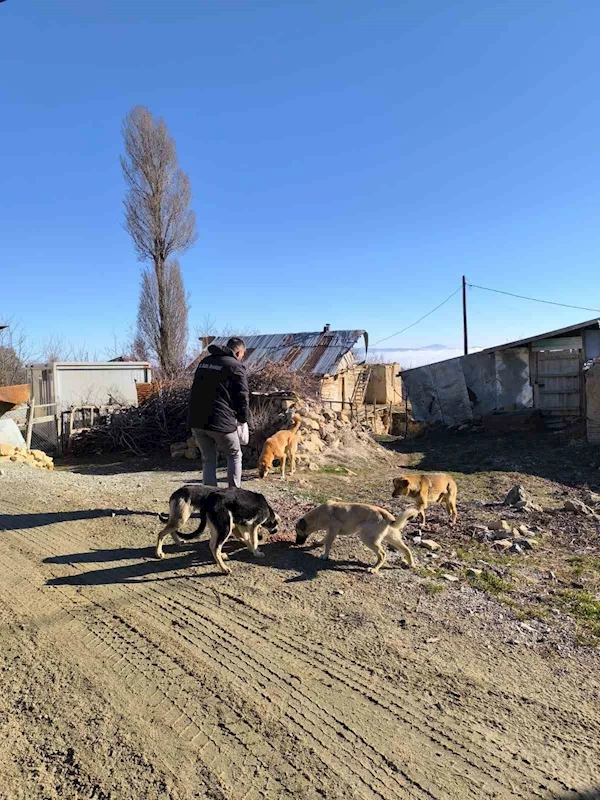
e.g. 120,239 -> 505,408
1,496 -> 596,798
0,549 -> 315,800
1,513 -> 431,799
8,500 -> 572,799
167,582 -> 574,797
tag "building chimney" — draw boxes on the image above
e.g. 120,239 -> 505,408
323,324 -> 331,333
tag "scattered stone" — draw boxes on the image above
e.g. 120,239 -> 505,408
307,463 -> 319,472
491,530 -> 514,541
583,490 -> 600,506
514,538 -> 538,550
411,536 -> 422,545
488,520 -> 511,532
548,570 -> 557,580
441,574 -> 459,582
564,499 -> 593,516
467,568 -> 483,578
426,637 -> 440,644
519,622 -> 536,633
493,538 -> 513,551
332,589 -> 344,596
420,539 -> 441,552
571,581 -> 585,590
0,469 -> 4,476
440,560 -> 460,570
511,543 -> 524,554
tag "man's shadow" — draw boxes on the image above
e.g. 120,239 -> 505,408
0,508 -> 155,533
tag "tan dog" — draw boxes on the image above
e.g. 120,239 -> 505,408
392,473 -> 458,525
295,502 -> 418,574
258,414 -> 302,480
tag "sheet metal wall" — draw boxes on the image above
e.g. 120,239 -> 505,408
402,348 -> 532,425
28,363 -> 151,410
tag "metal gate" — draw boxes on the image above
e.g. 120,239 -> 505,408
532,343 -> 583,416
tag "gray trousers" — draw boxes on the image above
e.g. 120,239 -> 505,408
192,428 -> 242,488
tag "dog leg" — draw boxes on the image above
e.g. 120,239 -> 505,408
208,515 -> 232,575
320,527 -> 339,560
385,528 -> 414,568
366,542 -> 387,574
155,524 -> 178,559
248,525 -> 265,559
280,454 -> 287,481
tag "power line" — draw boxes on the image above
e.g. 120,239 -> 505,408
467,282 -> 600,314
373,287 -> 461,346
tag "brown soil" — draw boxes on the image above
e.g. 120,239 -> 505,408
0,430 -> 599,799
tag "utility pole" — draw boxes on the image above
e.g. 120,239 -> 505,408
462,275 -> 468,355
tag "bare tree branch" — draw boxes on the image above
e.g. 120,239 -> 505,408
135,260 -> 189,374
0,320 -> 30,386
121,105 -> 197,377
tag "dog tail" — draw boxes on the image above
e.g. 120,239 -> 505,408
157,494 -> 206,540
290,414 -> 302,435
178,505 -> 208,540
390,507 -> 419,530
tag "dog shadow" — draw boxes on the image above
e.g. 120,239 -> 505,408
43,536 -> 405,588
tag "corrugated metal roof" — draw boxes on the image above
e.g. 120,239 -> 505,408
480,318 -> 600,354
208,330 -> 368,376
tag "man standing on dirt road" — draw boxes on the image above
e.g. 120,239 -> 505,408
188,337 -> 249,488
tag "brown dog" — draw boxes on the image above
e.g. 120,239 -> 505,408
392,473 -> 458,525
295,502 -> 418,574
258,414 -> 302,480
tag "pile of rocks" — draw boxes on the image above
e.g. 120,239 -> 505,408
471,519 -> 542,554
279,397 -> 380,469
170,437 -> 200,460
169,396 -> 384,470
0,444 -> 54,471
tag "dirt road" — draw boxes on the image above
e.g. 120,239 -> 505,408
0,461 -> 598,799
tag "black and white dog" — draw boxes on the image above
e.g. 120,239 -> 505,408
155,485 -> 279,574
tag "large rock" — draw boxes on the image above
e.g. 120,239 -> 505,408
299,435 -> 325,455
503,485 -> 529,507
488,520 -> 511,532
301,418 -> 321,432
420,539 -> 441,552
564,499 -> 594,516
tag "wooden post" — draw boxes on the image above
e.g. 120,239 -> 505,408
25,401 -> 35,450
462,275 -> 468,355
55,408 -> 63,456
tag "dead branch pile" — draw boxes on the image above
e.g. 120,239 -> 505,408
70,362 -> 316,459
71,384 -> 190,457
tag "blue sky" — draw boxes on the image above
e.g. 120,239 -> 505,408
2,1 -> 600,362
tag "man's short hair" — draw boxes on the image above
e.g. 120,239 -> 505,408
227,337 -> 246,353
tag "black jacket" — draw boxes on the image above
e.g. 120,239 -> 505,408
188,345 -> 249,432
